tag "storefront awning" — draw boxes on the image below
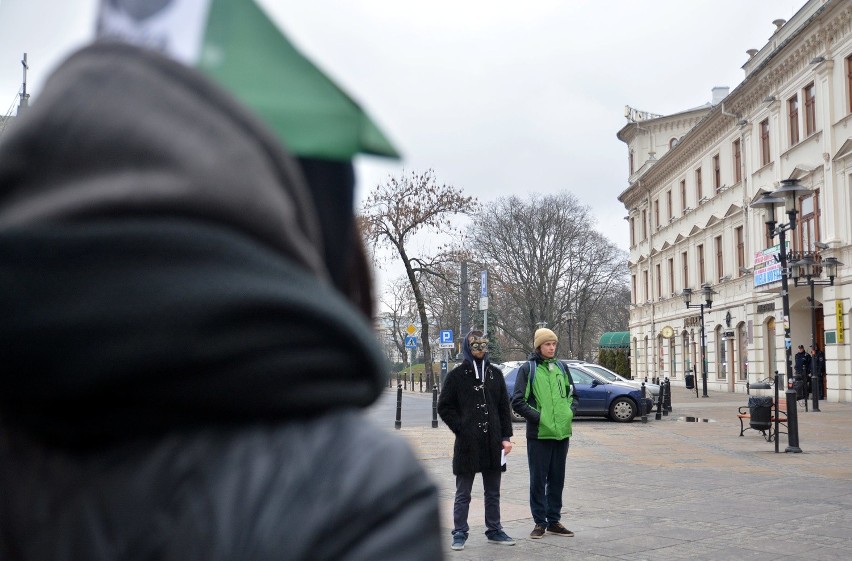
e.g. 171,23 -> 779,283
599,331 -> 630,349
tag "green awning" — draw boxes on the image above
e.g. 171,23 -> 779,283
200,0 -> 399,160
599,331 -> 630,349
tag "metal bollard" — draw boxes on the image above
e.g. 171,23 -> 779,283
654,384 -> 663,420
665,378 -> 672,412
432,385 -> 439,428
641,382 -> 648,423
660,380 -> 668,416
395,383 -> 403,429
784,380 -> 802,453
419,374 -> 423,393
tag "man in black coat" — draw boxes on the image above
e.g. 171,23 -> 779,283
438,330 -> 515,551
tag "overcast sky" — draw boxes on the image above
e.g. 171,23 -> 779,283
1,0 -> 808,255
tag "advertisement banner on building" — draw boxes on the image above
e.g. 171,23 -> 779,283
753,242 -> 788,288
837,301 -> 845,344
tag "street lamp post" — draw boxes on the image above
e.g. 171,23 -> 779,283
680,284 -> 716,398
750,178 -> 812,453
791,254 -> 843,412
566,309 -> 575,359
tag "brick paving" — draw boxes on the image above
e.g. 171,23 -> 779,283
380,385 -> 852,560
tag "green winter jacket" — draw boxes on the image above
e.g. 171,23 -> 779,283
511,357 -> 575,440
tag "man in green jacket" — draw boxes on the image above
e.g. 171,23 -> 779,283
510,328 -> 576,539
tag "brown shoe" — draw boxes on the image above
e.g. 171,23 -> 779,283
546,522 -> 574,537
529,524 -> 546,539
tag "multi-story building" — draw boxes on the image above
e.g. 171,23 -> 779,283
618,0 -> 852,403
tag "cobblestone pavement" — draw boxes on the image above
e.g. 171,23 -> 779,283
383,385 -> 852,560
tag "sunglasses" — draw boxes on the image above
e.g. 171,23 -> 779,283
470,342 -> 489,351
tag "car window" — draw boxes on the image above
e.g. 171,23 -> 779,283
585,365 -> 619,381
567,367 -> 594,384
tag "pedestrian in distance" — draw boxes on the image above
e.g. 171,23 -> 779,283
438,330 -> 515,551
811,344 -> 826,400
511,328 -> 578,539
794,344 -> 812,398
794,344 -> 812,377
0,39 -> 443,561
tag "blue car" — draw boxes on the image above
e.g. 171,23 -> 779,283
504,361 -> 653,423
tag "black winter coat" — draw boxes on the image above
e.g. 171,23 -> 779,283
437,361 -> 513,475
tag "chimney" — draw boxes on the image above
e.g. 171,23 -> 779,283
711,87 -> 729,105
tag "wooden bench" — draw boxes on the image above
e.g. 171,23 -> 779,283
737,399 -> 788,442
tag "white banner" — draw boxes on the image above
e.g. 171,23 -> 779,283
96,0 -> 213,65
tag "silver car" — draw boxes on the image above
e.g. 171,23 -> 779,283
577,362 -> 660,403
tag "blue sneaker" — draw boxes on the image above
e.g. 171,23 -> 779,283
451,532 -> 467,551
487,530 -> 516,545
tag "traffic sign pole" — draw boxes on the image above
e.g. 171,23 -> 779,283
480,270 -> 488,338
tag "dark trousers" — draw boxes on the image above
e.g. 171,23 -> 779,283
527,438 -> 570,526
452,469 -> 503,537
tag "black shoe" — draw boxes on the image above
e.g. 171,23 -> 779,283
451,532 -> 467,551
546,522 -> 574,537
530,524 -> 546,539
487,530 -> 516,545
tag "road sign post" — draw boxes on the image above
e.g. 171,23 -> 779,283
480,270 -> 488,336
404,335 -> 417,393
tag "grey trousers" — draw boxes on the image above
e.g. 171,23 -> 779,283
452,468 -> 503,537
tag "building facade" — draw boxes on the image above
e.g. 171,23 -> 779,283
618,0 -> 852,403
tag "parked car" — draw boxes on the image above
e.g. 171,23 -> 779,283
504,361 -> 652,423
578,362 -> 660,403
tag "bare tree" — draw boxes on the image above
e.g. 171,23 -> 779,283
379,276 -> 419,368
471,192 -> 628,359
361,169 -> 477,387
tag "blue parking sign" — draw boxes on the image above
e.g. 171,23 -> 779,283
440,330 -> 453,344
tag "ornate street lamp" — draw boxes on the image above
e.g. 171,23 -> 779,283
750,178 -> 812,453
680,283 -> 715,398
791,254 -> 843,412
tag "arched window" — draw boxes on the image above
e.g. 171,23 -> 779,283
669,336 -> 677,378
633,337 -> 639,377
765,318 -> 777,377
681,330 -> 691,375
737,322 -> 748,382
716,325 -> 727,380
669,137 -> 679,149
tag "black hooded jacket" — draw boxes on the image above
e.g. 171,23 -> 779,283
437,336 -> 513,475
0,43 -> 441,560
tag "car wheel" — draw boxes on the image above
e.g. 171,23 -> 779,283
609,397 -> 637,422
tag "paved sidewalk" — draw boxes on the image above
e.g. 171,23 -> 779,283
389,386 -> 852,560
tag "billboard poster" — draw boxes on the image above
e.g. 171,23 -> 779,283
753,242 -> 788,288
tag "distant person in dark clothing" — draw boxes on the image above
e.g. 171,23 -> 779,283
438,330 -> 515,551
811,345 -> 826,400
793,344 -> 812,398
794,344 -> 811,377
794,342 -> 812,393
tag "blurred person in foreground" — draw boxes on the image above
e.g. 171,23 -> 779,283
437,330 -> 514,551
511,328 -> 577,539
0,40 -> 442,560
